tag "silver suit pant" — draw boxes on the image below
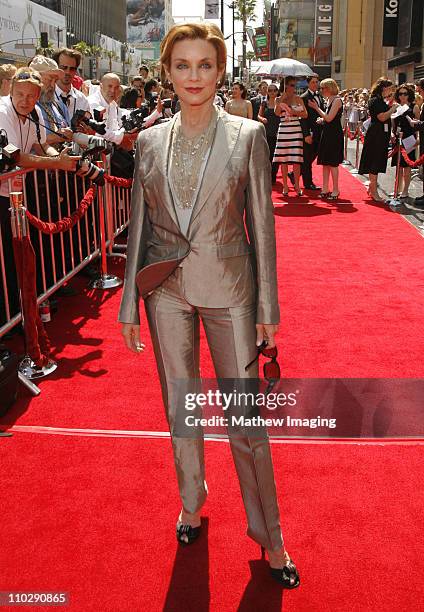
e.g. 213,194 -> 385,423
144,268 -> 283,551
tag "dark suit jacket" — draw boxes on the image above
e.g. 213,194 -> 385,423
118,107 -> 280,326
300,90 -> 325,139
251,95 -> 264,121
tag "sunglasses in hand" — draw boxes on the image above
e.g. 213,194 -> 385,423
245,341 -> 281,392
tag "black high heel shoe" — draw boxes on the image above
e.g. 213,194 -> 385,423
260,546 -> 300,589
176,520 -> 201,545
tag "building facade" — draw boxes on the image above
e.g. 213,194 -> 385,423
272,0 -> 334,78
58,0 -> 127,45
332,0 -> 393,89
387,0 -> 423,84
331,0 -> 423,90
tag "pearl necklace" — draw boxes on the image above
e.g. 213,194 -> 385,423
170,107 -> 218,210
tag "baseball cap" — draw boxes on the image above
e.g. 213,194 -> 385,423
12,67 -> 43,89
29,56 -> 64,78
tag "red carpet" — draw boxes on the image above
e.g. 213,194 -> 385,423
1,166 -> 423,611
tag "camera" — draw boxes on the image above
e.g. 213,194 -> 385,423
71,109 -> 107,135
149,92 -> 173,111
0,130 -> 20,173
121,103 -> 150,132
69,135 -> 113,186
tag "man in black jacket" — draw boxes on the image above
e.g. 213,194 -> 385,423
299,74 -> 325,190
251,81 -> 269,121
414,79 -> 424,207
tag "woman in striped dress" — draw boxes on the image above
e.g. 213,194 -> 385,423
273,77 -> 307,196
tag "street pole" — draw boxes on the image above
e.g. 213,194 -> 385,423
242,27 -> 247,82
221,0 -> 224,33
232,3 -> 235,83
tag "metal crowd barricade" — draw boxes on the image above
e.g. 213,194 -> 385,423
0,163 -> 132,341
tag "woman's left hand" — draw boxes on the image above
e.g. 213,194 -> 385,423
256,324 -> 279,348
308,100 -> 319,111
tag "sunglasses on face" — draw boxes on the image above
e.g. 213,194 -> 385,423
16,72 -> 41,83
245,341 -> 281,391
398,91 -> 408,95
59,65 -> 77,72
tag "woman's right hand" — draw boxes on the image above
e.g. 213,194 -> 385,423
121,323 -> 145,354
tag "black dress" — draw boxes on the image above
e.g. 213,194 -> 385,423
391,106 -> 416,168
317,97 -> 344,167
359,96 -> 390,175
261,101 -> 282,182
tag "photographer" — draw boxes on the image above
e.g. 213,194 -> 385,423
29,56 -> 73,146
51,48 -> 90,127
0,64 -> 17,100
88,73 -> 137,150
0,67 -> 80,326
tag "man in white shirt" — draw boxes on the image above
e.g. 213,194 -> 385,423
51,48 -> 90,127
88,73 -> 137,149
0,67 -> 80,325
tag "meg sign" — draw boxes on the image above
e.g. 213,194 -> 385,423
314,2 -> 334,66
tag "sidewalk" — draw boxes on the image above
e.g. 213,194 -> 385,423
345,138 -> 424,233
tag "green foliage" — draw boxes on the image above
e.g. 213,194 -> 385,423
234,0 -> 257,24
72,41 -> 92,56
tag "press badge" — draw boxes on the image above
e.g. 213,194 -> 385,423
384,124 -> 389,133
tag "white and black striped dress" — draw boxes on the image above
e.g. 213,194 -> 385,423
272,111 -> 304,165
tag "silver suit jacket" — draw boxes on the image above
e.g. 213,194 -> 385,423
118,106 -> 280,325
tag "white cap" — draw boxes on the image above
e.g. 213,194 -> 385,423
29,56 -> 64,78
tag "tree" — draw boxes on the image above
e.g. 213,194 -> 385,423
234,0 -> 257,78
105,50 -> 118,72
36,37 -> 54,57
72,41 -> 91,57
246,50 -> 256,70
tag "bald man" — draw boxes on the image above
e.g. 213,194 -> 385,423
88,72 -> 136,149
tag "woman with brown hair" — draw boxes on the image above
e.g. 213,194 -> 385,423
225,80 -> 253,119
358,77 -> 398,202
119,22 -> 300,589
258,83 -> 281,183
272,76 -> 307,196
390,83 -> 420,199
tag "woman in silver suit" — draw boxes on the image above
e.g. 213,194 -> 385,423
119,22 -> 299,588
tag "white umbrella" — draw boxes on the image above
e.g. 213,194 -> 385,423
253,58 -> 315,78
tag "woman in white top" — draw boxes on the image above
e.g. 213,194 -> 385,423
225,81 -> 253,119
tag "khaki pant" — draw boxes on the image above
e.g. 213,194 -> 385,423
144,268 -> 283,551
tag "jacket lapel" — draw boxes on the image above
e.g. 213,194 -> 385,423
154,113 -> 181,231
188,109 -> 242,230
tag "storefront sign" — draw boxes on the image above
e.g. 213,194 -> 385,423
382,0 -> 399,46
314,2 -> 333,66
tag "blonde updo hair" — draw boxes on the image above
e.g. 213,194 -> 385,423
160,23 -> 227,87
320,78 -> 339,95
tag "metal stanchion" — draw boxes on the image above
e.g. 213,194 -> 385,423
9,192 -> 57,392
90,161 -> 122,289
387,129 -> 402,210
342,127 -> 350,166
102,154 -> 126,262
350,124 -> 361,174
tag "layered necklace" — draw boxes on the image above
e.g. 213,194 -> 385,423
170,106 -> 218,210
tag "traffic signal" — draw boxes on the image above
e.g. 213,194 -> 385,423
40,32 -> 49,48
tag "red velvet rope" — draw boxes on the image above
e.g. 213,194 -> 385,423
387,146 -> 399,159
26,186 -> 96,235
400,148 -> 424,168
103,175 -> 133,188
345,125 -> 359,141
12,236 -> 50,367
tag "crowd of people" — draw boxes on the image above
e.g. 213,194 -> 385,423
1,47 -> 424,330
